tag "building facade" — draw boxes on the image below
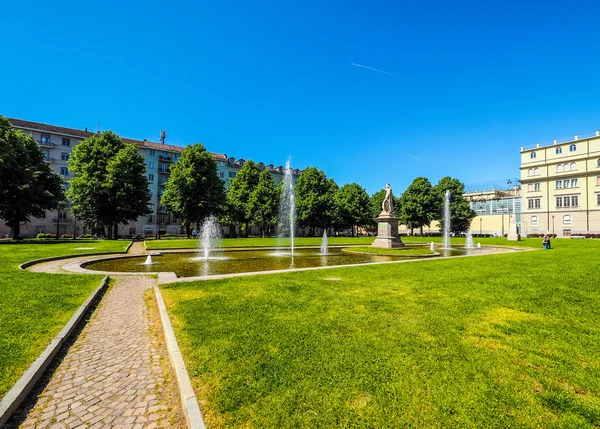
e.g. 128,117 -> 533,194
520,131 -> 600,236
1,118 -> 299,238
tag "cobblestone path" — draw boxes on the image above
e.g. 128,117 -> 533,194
17,276 -> 182,429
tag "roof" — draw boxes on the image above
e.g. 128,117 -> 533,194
7,117 -> 227,161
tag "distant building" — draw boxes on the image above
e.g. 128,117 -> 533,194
520,131 -> 600,236
0,117 -> 299,238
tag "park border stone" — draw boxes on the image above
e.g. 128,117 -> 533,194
153,284 -> 206,429
0,276 -> 110,427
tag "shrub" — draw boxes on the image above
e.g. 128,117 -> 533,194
36,233 -> 53,239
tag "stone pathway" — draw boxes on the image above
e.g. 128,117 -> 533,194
15,276 -> 183,429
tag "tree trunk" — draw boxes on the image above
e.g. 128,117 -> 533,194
420,226 -> 424,236
113,224 -> 118,240
244,221 -> 249,238
12,222 -> 20,240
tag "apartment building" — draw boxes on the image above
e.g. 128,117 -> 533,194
1,118 -> 299,237
520,131 -> 600,236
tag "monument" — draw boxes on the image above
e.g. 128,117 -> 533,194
507,214 -> 521,241
372,183 -> 405,248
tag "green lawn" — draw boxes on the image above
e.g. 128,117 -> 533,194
0,239 -> 130,400
161,238 -> 600,428
145,236 -> 375,249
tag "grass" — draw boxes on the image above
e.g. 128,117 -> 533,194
342,246 -> 435,256
161,238 -> 600,427
0,239 -> 130,400
145,236 -> 374,249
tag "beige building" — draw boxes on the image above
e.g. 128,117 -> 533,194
520,131 -> 600,236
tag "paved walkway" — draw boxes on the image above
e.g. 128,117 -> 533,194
16,275 -> 183,429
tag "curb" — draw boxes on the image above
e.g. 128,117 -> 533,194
0,276 -> 110,427
153,285 -> 205,429
19,242 -> 133,270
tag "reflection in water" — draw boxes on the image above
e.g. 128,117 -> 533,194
86,246 -> 520,278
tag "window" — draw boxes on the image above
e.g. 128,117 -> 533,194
219,171 -> 224,178
535,199 -> 540,208
531,216 -> 539,227
159,163 -> 168,172
58,211 -> 67,220
41,133 -> 51,143
42,150 -> 50,160
570,162 -> 577,171
528,169 -> 534,176
571,179 -> 578,188
597,176 -> 600,186
150,150 -> 155,156
597,159 -> 600,167
556,197 -> 563,207
569,144 -> 576,152
556,147 -> 562,154
62,183 -> 70,190
61,152 -> 70,161
563,215 -> 572,226
534,168 -> 540,176
563,196 -> 570,207
228,171 -> 236,178
62,138 -> 70,146
534,183 -> 540,191
162,151 -> 167,157
530,152 -> 536,159
556,180 -> 562,189
563,179 -> 569,188
557,164 -> 563,173
60,167 -> 69,176
572,196 -> 578,207
149,162 -> 155,169
148,174 -> 154,181
597,194 -> 600,205
528,198 -> 541,209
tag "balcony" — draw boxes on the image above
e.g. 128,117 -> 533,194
159,155 -> 172,162
38,140 -> 54,148
52,218 -> 73,225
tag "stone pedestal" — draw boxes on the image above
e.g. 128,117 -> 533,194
372,213 -> 405,248
507,214 -> 520,241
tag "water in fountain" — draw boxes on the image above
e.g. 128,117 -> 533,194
477,242 -> 481,248
199,215 -> 220,261
430,242 -> 435,251
442,189 -> 451,248
143,255 -> 153,265
320,230 -> 329,255
276,160 -> 296,256
465,230 -> 474,249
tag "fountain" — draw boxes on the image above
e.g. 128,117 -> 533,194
442,189 -> 451,249
143,255 -> 154,265
477,242 -> 481,248
430,242 -> 435,251
320,230 -> 329,255
465,230 -> 474,249
277,160 -> 296,256
199,215 -> 220,261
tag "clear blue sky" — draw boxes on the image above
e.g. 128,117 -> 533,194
2,0 -> 600,194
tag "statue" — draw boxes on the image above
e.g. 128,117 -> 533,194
507,213 -> 520,241
381,183 -> 394,214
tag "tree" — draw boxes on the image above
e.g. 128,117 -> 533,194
227,160 -> 261,237
247,170 -> 279,237
0,116 -> 65,239
161,144 -> 226,237
334,183 -> 371,236
295,167 -> 337,233
68,131 -> 151,238
399,177 -> 436,235
369,188 -> 401,226
433,176 -> 476,235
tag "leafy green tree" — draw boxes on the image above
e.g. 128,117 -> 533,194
334,183 -> 371,236
247,170 -> 279,237
399,177 -> 436,235
369,189 -> 401,225
0,116 -> 64,239
433,176 -> 476,235
161,144 -> 226,237
295,167 -> 337,233
227,160 -> 261,237
68,131 -> 151,238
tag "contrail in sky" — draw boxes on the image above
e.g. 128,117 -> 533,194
351,63 -> 398,77
407,154 -> 424,161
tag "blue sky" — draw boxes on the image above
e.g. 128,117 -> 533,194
2,0 -> 600,194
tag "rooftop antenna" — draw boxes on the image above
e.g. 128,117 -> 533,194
97,121 -> 100,133
160,130 -> 166,144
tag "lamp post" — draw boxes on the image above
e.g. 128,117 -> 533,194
552,215 -> 555,235
479,217 -> 482,235
500,204 -> 505,236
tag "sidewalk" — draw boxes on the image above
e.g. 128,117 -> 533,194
14,275 -> 182,429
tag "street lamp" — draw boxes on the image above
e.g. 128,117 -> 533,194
479,218 -> 482,235
500,204 -> 505,236
552,215 -> 555,235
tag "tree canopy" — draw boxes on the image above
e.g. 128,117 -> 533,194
161,143 -> 226,236
247,170 -> 279,237
433,176 -> 476,234
227,160 -> 261,237
0,116 -> 65,239
67,131 -> 151,238
399,177 -> 436,235
295,167 -> 338,230
334,183 -> 371,236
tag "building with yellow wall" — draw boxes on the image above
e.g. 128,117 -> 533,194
520,131 -> 600,236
